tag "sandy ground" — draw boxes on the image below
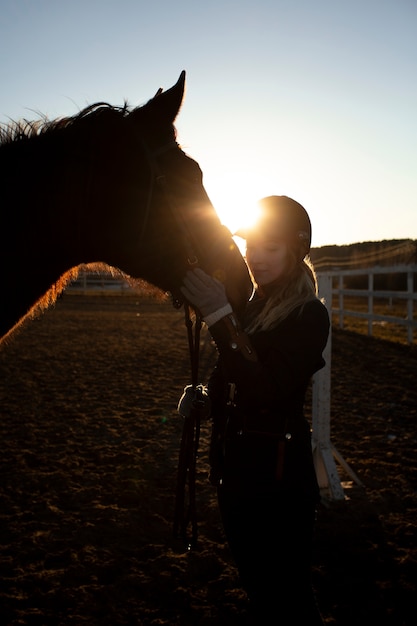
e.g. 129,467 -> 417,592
0,294 -> 416,625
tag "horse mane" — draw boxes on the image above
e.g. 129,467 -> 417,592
0,102 -> 132,146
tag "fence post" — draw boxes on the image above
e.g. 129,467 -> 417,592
312,275 -> 345,500
313,273 -> 365,500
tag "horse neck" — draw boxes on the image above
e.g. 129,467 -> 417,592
1,139 -> 101,337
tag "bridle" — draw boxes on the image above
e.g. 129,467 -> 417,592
140,139 -> 200,288
141,138 -> 206,548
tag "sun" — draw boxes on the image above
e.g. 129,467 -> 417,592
203,170 -> 269,239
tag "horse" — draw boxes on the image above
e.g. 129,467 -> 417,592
0,71 -> 252,346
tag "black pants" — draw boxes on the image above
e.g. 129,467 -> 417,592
218,486 -> 324,625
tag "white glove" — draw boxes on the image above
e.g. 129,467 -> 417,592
177,384 -> 211,420
180,268 -> 232,321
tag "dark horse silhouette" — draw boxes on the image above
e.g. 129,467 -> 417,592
0,72 -> 252,345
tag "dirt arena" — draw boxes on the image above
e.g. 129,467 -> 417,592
1,294 -> 416,625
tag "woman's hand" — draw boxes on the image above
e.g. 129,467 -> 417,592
180,268 -> 230,318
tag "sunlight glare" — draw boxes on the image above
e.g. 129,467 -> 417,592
204,171 -> 267,239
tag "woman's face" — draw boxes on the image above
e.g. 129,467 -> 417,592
245,237 -> 290,286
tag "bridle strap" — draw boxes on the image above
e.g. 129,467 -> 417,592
173,304 -> 203,548
140,139 -> 200,277
138,139 -> 178,248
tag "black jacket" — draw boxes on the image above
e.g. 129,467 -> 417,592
207,296 -> 330,497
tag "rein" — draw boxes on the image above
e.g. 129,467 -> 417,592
141,139 -> 204,548
173,304 -> 203,549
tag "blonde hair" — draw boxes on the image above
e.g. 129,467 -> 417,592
245,252 -> 319,333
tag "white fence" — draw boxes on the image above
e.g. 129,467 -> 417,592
311,264 -> 416,500
67,272 -> 133,295
325,264 -> 417,344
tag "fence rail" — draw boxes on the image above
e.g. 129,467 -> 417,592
318,264 -> 417,345
67,272 -> 134,295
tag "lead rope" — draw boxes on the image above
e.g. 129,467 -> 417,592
173,303 -> 202,549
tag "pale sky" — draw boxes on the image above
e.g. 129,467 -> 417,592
1,0 -> 416,247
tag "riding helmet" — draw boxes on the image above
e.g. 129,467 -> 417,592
235,195 -> 312,260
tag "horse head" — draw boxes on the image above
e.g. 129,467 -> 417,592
119,71 -> 253,317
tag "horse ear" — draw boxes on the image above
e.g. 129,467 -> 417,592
143,71 -> 186,123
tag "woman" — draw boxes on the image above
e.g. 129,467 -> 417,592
181,196 -> 329,624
